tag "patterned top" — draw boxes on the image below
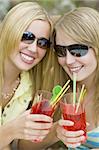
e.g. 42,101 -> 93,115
75,127 -> 99,149
0,71 -> 33,125
45,127 -> 99,150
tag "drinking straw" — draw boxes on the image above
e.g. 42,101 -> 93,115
73,73 -> 77,106
32,94 -> 40,106
39,93 -> 43,102
50,80 -> 70,106
82,89 -> 87,98
52,85 -> 70,107
36,94 -> 42,113
75,84 -> 85,113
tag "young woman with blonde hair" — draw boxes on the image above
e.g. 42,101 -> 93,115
54,7 -> 99,149
0,1 -> 58,150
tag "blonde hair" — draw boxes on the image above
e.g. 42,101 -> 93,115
55,7 -> 99,121
0,2 -> 54,97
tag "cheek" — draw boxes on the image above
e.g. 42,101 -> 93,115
38,49 -> 46,58
58,57 -> 66,66
58,57 -> 71,76
90,56 -> 97,71
18,42 -> 26,50
85,51 -> 97,70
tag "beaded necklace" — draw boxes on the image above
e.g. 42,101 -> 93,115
1,77 -> 20,100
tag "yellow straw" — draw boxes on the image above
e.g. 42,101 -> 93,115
50,80 -> 70,105
73,73 -> 76,106
82,89 -> 87,98
52,85 -> 70,107
75,84 -> 85,113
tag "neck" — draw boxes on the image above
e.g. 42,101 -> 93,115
1,58 -> 21,102
77,71 -> 96,92
76,72 -> 96,108
4,58 -> 21,85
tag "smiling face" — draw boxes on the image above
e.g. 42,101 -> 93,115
56,30 -> 97,82
8,20 -> 51,71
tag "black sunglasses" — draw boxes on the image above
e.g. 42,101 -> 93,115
21,31 -> 50,49
54,44 -> 90,57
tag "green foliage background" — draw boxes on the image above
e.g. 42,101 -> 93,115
11,0 -> 99,15
0,0 -> 99,21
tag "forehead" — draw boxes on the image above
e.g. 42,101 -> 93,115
26,20 -> 50,37
56,29 -> 76,45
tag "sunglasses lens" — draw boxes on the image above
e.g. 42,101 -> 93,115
70,48 -> 88,57
69,45 -> 88,57
21,32 -> 50,49
21,32 -> 35,44
55,44 -> 88,57
37,38 -> 50,49
54,45 -> 66,57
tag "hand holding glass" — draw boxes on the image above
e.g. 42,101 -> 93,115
30,90 -> 54,142
60,92 -> 87,145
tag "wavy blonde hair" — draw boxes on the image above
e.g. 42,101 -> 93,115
0,2 -> 55,97
55,7 -> 99,121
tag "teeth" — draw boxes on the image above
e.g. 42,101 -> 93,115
21,53 -> 33,61
70,66 -> 81,72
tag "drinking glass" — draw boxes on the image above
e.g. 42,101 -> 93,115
60,92 -> 87,149
30,90 -> 55,142
31,90 -> 55,116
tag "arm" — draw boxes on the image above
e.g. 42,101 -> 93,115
0,123 -> 14,149
18,122 -> 59,150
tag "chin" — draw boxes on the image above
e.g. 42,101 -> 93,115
75,77 -> 85,82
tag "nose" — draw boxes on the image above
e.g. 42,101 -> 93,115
66,50 -> 76,65
27,39 -> 37,53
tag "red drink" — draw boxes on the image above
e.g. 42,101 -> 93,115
63,112 -> 86,136
30,90 -> 54,143
60,102 -> 86,137
31,100 -> 54,142
31,100 -> 54,117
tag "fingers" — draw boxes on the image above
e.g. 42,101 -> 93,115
25,135 -> 46,141
58,119 -> 74,126
56,120 -> 86,149
66,143 -> 81,148
57,125 -> 84,137
24,128 -> 50,136
16,126 -> 51,141
27,114 -> 53,122
59,133 -> 85,143
24,114 -> 53,129
15,122 -> 52,141
56,126 -> 85,148
25,120 -> 53,130
13,112 -> 53,141
16,132 -> 46,141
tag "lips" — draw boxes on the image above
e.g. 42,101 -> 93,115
69,66 -> 83,73
20,52 -> 35,64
